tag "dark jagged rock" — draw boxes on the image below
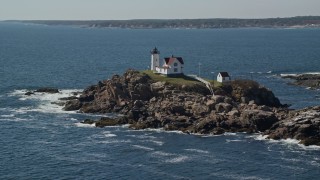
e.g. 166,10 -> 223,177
25,91 -> 34,96
220,80 -> 282,107
95,116 -> 128,128
82,119 -> 95,125
59,96 -> 78,101
35,88 -> 59,93
63,99 -> 82,111
265,106 -> 320,146
282,74 -> 320,89
64,69 -> 320,146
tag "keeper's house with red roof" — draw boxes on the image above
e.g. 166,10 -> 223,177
150,47 -> 184,76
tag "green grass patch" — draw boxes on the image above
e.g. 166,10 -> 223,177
207,79 -> 223,88
141,70 -> 203,86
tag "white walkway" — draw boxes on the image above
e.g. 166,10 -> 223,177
187,74 -> 215,95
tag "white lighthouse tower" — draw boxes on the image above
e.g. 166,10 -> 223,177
150,47 -> 160,71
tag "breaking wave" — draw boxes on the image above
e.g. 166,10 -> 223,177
8,89 -> 82,114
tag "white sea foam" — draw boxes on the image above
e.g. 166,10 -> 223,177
0,117 -> 29,122
252,134 -> 320,150
104,134 -> 117,137
224,132 -> 237,136
74,122 -> 96,128
152,151 -> 174,157
99,140 -> 132,144
253,134 -> 269,141
226,139 -> 246,143
129,128 -> 186,135
132,145 -> 154,151
142,139 -> 164,146
280,72 -> 320,78
9,107 -> 30,114
152,151 -> 190,163
0,114 -> 15,118
298,144 -> 320,150
184,148 -> 209,154
305,72 -> 320,75
281,157 -> 302,163
102,131 -> 117,137
68,118 -> 78,121
128,134 -> 157,139
200,134 -> 223,138
121,124 -> 130,128
8,89 -> 82,114
210,172 -> 268,180
165,156 -> 189,163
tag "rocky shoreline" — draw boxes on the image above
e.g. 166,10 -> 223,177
60,70 -> 320,146
282,73 -> 320,89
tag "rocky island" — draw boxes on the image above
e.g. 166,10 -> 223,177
60,69 -> 320,146
281,73 -> 320,90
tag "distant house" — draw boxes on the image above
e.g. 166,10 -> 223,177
150,47 -> 184,75
217,72 -> 231,83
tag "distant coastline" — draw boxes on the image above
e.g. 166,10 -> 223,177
6,16 -> 320,29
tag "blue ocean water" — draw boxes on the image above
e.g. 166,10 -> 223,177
0,22 -> 320,179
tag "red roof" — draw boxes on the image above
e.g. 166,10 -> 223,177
219,72 -> 230,77
164,57 -> 184,65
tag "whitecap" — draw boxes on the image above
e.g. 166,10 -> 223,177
0,117 -> 29,122
253,134 -> 269,141
132,145 -> 154,151
102,131 -> 117,137
165,156 -> 189,163
68,118 -> 78,121
281,157 -> 302,163
164,130 -> 186,134
99,140 -> 132,144
226,139 -> 246,143
267,71 -> 272,74
8,89 -> 82,114
224,132 -> 237,136
252,134 -> 320,150
280,73 -> 299,77
0,114 -> 15,118
305,72 -> 320,75
210,172 -> 269,180
184,148 -> 209,154
309,161 -> 320,167
152,151 -> 174,156
129,134 -> 157,139
142,139 -> 164,146
8,89 -> 29,97
298,144 -> 320,151
121,124 -> 130,128
74,122 -> 96,128
279,138 -> 301,144
104,134 -> 117,137
200,134 -> 223,138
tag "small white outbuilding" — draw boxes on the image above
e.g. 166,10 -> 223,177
217,72 -> 231,83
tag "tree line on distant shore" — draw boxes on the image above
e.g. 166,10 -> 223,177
12,16 -> 320,29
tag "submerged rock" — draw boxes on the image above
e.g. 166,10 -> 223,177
24,91 -> 34,96
35,88 -> 59,93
